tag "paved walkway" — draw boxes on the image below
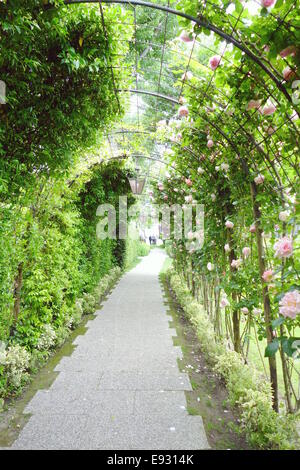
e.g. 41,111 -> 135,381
11,250 -> 209,450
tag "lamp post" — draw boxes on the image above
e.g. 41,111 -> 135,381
128,168 -> 146,195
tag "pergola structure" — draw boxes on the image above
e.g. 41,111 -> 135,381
63,0 -> 299,193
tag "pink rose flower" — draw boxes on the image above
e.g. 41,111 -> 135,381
179,31 -> 193,43
164,195 -> 168,201
279,290 -> 300,319
253,307 -> 263,316
274,236 -> 293,258
247,99 -> 261,111
185,195 -> 193,203
262,101 -> 276,116
207,139 -> 214,148
231,259 -> 242,269
279,211 -> 289,222
279,46 -> 297,58
250,224 -> 256,233
209,55 -> 221,71
207,262 -> 214,271
261,0 -> 275,7
242,247 -> 251,258
283,66 -> 295,81
225,220 -> 234,229
220,297 -> 230,308
221,163 -> 229,172
185,178 -> 192,187
178,105 -> 189,117
262,269 -> 274,282
254,174 -> 265,185
241,307 -> 249,315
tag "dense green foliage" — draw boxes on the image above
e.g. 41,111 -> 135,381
166,269 -> 299,449
0,2 -> 142,399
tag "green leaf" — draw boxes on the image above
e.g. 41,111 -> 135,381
271,316 -> 285,329
265,339 -> 279,357
281,337 -> 300,358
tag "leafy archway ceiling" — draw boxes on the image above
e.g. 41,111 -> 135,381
65,0 -> 299,187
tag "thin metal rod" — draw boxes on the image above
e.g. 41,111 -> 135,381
117,88 -> 179,104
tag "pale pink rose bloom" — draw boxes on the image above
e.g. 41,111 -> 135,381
158,183 -> 164,191
254,174 -> 265,185
164,195 -> 168,201
261,0 -> 275,7
241,307 -> 249,314
209,55 -> 221,71
279,46 -> 297,58
253,307 -> 263,316
207,262 -> 214,271
225,220 -> 234,229
242,247 -> 251,258
247,99 -> 261,111
274,236 -> 293,258
262,101 -> 276,115
250,224 -> 256,233
178,106 -> 189,117
262,269 -> 274,282
279,291 -> 300,319
185,178 -> 192,187
221,163 -> 229,172
185,195 -> 193,203
283,66 -> 295,81
220,297 -> 230,308
207,139 -> 214,148
224,243 -> 230,252
231,259 -> 242,269
179,31 -> 193,43
279,211 -> 289,222
290,111 -> 299,122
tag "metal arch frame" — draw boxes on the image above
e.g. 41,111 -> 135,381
109,89 -> 298,189
71,152 -> 181,186
106,121 -> 290,194
118,89 -> 179,104
64,0 -> 293,103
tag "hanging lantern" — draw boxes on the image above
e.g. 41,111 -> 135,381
128,169 -> 145,195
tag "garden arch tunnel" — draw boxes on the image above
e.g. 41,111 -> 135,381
63,0 -> 299,195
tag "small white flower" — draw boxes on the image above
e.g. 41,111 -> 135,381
207,262 -> 214,271
279,210 -> 289,222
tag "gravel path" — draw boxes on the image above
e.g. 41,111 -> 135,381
10,249 -> 209,450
